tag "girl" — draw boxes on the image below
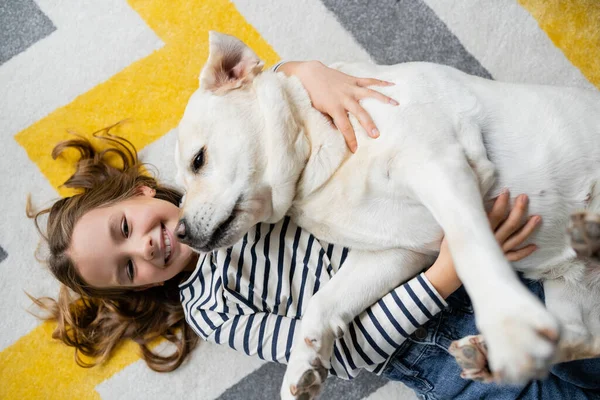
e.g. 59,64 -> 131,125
32,62 -> 599,399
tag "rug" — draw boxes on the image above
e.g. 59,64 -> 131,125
1,0 -> 598,399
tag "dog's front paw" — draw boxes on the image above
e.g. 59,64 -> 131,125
281,338 -> 330,400
478,291 -> 560,385
281,312 -> 341,400
569,211 -> 600,261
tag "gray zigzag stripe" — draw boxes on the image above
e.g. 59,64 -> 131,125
0,0 -> 56,65
321,0 -> 492,78
216,362 -> 388,400
0,245 -> 6,263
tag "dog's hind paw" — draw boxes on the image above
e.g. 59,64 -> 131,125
569,211 -> 600,261
449,335 -> 494,383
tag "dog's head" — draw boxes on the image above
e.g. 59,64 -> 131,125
175,32 -> 306,253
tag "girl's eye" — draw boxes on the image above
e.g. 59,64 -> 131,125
126,260 -> 135,282
121,217 -> 130,238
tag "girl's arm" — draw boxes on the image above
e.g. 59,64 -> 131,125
185,295 -> 366,378
276,61 -> 398,153
182,255 -> 433,379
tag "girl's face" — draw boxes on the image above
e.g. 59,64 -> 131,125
69,187 -> 196,289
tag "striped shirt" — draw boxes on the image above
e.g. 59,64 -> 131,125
179,218 -> 447,379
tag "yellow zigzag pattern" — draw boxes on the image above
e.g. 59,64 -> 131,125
519,0 -> 600,88
15,0 -> 278,198
2,1 -> 277,399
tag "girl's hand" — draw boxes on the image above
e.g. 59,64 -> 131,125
486,191 -> 541,261
277,61 -> 398,153
426,191 -> 541,298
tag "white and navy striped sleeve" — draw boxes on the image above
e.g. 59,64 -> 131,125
329,273 -> 447,378
271,60 -> 287,72
196,309 -> 301,364
183,269 -> 445,378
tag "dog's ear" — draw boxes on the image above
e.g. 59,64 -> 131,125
199,31 -> 264,93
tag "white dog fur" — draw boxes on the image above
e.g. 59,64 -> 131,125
175,32 -> 600,398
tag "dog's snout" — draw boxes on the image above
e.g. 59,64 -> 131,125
174,218 -> 206,251
176,219 -> 188,241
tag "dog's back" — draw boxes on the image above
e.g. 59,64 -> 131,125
294,62 -> 600,280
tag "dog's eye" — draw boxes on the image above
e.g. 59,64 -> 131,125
192,148 -> 205,173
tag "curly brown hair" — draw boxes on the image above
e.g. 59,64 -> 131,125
29,124 -> 198,372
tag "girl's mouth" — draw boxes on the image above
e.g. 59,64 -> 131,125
162,224 -> 172,264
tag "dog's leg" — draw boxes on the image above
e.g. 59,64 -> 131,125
569,213 -> 600,262
556,335 -> 600,363
451,271 -> 600,383
449,276 -> 597,383
449,333 -> 600,383
544,277 -> 600,356
455,119 -> 496,196
569,180 -> 600,261
409,162 -> 559,383
393,107 -> 559,384
281,249 -> 427,400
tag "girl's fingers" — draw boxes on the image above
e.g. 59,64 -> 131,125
505,244 -> 538,262
356,77 -> 395,87
347,101 -> 380,138
356,87 -> 399,106
502,215 -> 541,252
488,190 -> 510,230
332,111 -> 358,153
494,194 -> 528,242
323,114 -> 337,129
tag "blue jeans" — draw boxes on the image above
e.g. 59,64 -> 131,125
382,281 -> 600,400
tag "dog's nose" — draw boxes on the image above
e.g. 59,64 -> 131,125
176,219 -> 188,241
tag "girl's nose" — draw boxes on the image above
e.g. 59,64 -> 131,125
143,236 -> 156,260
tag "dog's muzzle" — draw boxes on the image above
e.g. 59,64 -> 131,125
176,210 -> 238,252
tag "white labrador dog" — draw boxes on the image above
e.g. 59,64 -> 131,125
175,32 -> 600,398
